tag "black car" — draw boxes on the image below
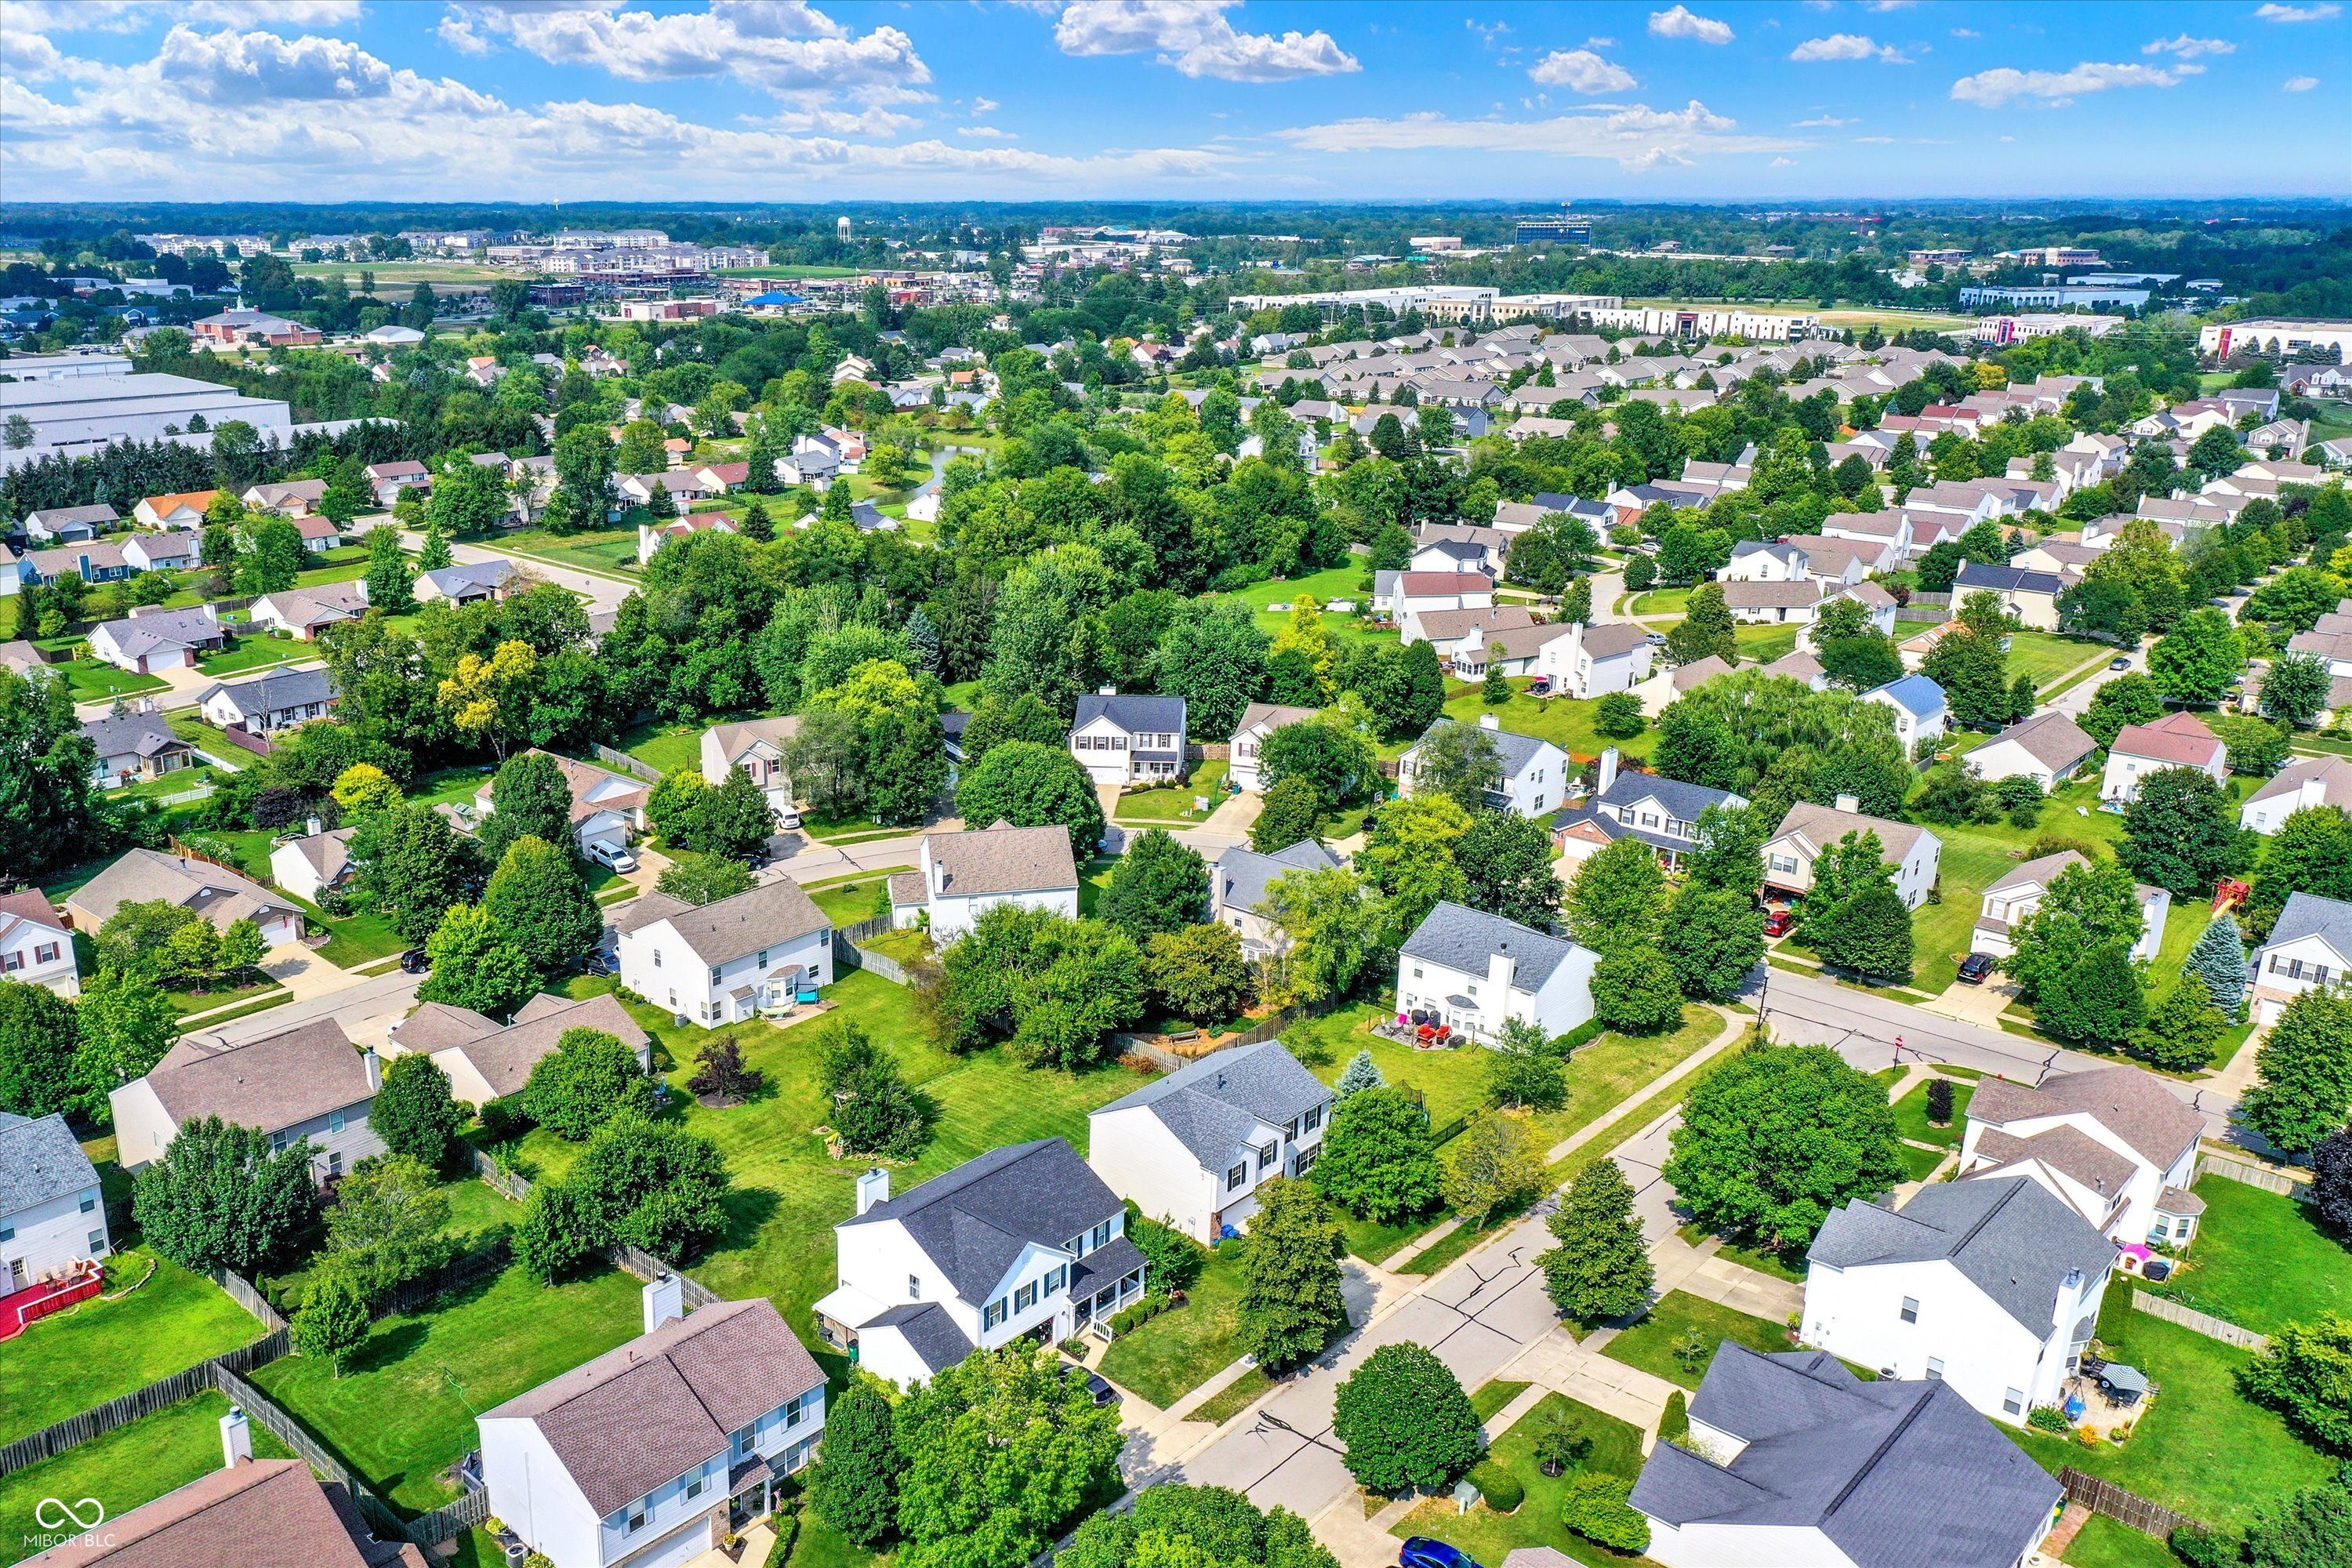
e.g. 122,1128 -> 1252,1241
399,949 -> 430,975
583,952 -> 615,978
1957,952 -> 1996,984
740,846 -> 771,869
1085,1371 -> 1120,1408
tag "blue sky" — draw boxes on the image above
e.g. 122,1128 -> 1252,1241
2,2 -> 2345,204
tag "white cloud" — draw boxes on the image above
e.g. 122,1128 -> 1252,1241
1950,28 -> 1980,38
1276,100 -> 1802,169
1794,114 -> 1854,126
2143,34 -> 2235,57
1790,33 -> 1909,62
1853,134 -> 1896,143
972,96 -> 1000,113
1769,155 -> 1797,166
1052,1 -> 1359,82
1529,49 -> 1636,93
2285,73 -> 2320,89
439,2 -> 930,97
957,125 -> 1016,138
1649,5 -> 1732,44
6,0 -> 362,27
1951,60 -> 2201,107
2256,3 -> 2339,20
1584,35 -> 1615,48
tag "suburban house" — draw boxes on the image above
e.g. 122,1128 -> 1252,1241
1069,691 -> 1188,786
1552,750 -> 1747,874
132,489 -> 218,530
1400,717 -> 1568,819
889,822 -> 1080,941
1863,673 -> 1948,751
1532,619 -> 1655,698
363,460 -> 431,507
1759,648 -> 1831,690
294,517 -> 344,553
637,510 -> 739,564
390,992 -> 651,1109
68,847 -> 304,949
110,1018 -> 385,1181
86,604 -> 227,674
1628,1346 -> 2060,1568
21,1454 -> 427,1568
270,823 -> 358,903
1395,901 -> 1599,1044
1805,1177 -> 2117,1425
1670,653 -> 1735,694
1227,702 -> 1319,793
2100,711 -> 2227,803
23,503 -> 117,543
1953,562 -> 2066,630
815,1138 -> 1145,1386
473,749 -> 648,861
479,1289 -> 826,1568
1209,839 -> 1342,956
0,888 -> 78,998
1087,1040 -> 1334,1243
1410,523 -> 1511,578
1374,570 -> 1496,619
416,558 -> 524,605
2250,891 -> 2352,1028
80,706 -> 197,788
1965,710 -> 2100,792
246,583 -> 370,639
1763,799 -> 1943,910
1972,851 -> 2169,964
1406,604 -> 1539,666
614,880 -> 833,1030
199,666 -> 339,735
0,1111 -> 109,1295
2241,754 -> 2352,834
1957,1065 -> 2206,1247
700,715 -> 800,815
241,477 -> 328,517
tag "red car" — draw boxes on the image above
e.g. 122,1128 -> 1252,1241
1763,908 -> 1795,938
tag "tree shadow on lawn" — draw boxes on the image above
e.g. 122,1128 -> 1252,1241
711,1184 -> 783,1258
344,1317 -> 431,1377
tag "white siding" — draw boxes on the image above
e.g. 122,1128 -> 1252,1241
1,1183 -> 110,1290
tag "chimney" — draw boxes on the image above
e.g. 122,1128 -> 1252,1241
362,1049 -> 382,1092
855,1167 -> 891,1216
1835,793 -> 1860,814
220,1405 -> 252,1468
305,815 -> 322,838
1597,746 -> 1621,797
643,1272 -> 685,1333
1098,684 -> 1117,696
1478,713 -> 1500,731
1487,948 -> 1514,998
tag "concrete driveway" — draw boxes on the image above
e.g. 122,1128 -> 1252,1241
1919,973 -> 2020,1028
2049,638 -> 2149,717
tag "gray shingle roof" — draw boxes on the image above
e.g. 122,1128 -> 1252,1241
1809,1177 -> 2116,1337
1214,840 -> 1340,914
142,1018 -> 372,1134
1955,562 -> 2066,596
0,1111 -> 98,1218
81,712 -> 188,761
1979,710 -> 2097,773
2270,891 -> 2352,962
612,878 -> 830,967
1092,1040 -> 1333,1167
198,665 -> 337,717
1629,1346 -> 2061,1568
840,1138 -> 1121,1304
864,1302 -> 974,1375
1399,900 -> 1584,990
1593,771 -> 1744,826
920,822 -> 1080,899
1412,718 -> 1555,779
1074,693 -> 1187,741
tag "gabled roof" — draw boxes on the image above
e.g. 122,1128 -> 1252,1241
198,665 -> 337,716
1399,900 -> 1587,993
1093,1040 -> 1333,1167
1215,839 -> 1341,915
1594,769 -> 1745,824
1230,702 -> 1319,740
93,607 -> 223,656
1073,692 -> 1186,737
1771,802 -> 1935,866
1671,653 -> 1735,691
1978,710 -> 2096,773
81,711 -> 188,760
708,715 -> 800,764
419,560 -> 520,596
24,1457 -> 426,1568
840,1138 -> 1121,1303
141,1018 -> 372,1134
921,821 -> 1080,899
0,1110 -> 98,1218
2108,710 -> 2223,768
1577,621 -> 1650,659
862,1301 -> 975,1375
1955,561 -> 2066,595
1966,1065 -> 2203,1174
2267,891 -> 2352,962
612,878 -> 830,967
2245,754 -> 2352,811
1809,1176 -> 2116,1337
71,848 -> 298,934
1967,1125 -> 2138,1205
1866,673 -> 1946,717
1410,717 -> 1557,779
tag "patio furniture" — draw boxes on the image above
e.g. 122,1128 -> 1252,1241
2097,1364 -> 2149,1406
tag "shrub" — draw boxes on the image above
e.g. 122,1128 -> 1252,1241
1126,1208 -> 1207,1294
1468,1461 -> 1523,1514
1595,691 -> 1646,738
1658,1391 -> 1688,1445
1563,1473 -> 1650,1553
2027,1406 -> 2071,1433
685,1036 -> 765,1103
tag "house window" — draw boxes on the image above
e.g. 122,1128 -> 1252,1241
1899,1297 -> 1918,1324
1258,1142 -> 1278,1173
1769,853 -> 1800,874
628,1503 -> 648,1534
89,1230 -> 106,1254
985,1298 -> 1007,1330
1926,1357 -> 1944,1381
2002,1388 -> 2025,1416
1305,1103 -> 1323,1133
1016,1282 -> 1037,1312
1094,1220 -> 1113,1248
0,1225 -> 12,1243
758,950 -> 769,967
786,1392 -> 811,1425
1065,1232 -> 1086,1257
1045,1266 -> 1066,1295
78,1192 -> 96,1214
909,1273 -> 920,1299
0,953 -> 16,974
1227,1162 -> 1248,1192
328,1110 -> 345,1134
687,1474 -> 706,1501
653,949 -> 662,967
34,943 -> 58,964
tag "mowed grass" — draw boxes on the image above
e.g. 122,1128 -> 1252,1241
0,1249 -> 267,1446
251,1264 -> 646,1513
1390,1392 -> 1649,1568
0,1390 -> 295,1542
802,873 -> 904,928
1892,1075 -> 1975,1147
1114,760 -> 1230,822
1601,1291 -> 1788,1388
1232,565 -> 1388,648
620,718 -> 707,775
2008,631 -> 2108,691
2142,1177 -> 2352,1335
1098,1250 -> 1248,1409
1439,683 -> 1661,764
2061,1515 -> 2182,1568
53,659 -> 169,703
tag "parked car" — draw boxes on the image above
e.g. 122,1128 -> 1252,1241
1400,1540 -> 1483,1568
1957,952 -> 1996,984
399,948 -> 430,974
1645,631 -> 1668,647
1762,907 -> 1796,938
2109,656 -> 2132,670
776,808 -> 803,831
587,840 -> 639,873
583,952 -> 615,977
740,846 -> 771,869
1085,1371 -> 1120,1408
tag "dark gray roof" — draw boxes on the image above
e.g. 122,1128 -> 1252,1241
1074,692 -> 1188,739
1069,1234 -> 1148,1301
1592,771 -> 1744,824
2270,891 -> 2352,960
1399,900 -> 1584,989
840,1138 -> 1121,1303
1809,1176 -> 2116,1337
1954,561 -> 2066,595
81,711 -> 187,760
1630,1346 -> 2061,1568
1214,840 -> 1341,914
865,1302 -> 975,1375
26,504 -> 118,528
0,1111 -> 99,1218
198,665 -> 336,716
1413,718 -> 1555,778
1093,1040 -> 1332,1167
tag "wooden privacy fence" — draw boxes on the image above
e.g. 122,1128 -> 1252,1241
0,1329 -> 290,1476
1114,1003 -> 1323,1072
850,942 -> 912,985
837,912 -> 894,943
2130,1289 -> 2269,1352
2197,1150 -> 2314,1203
592,743 -> 665,782
463,1144 -> 720,1309
378,1240 -> 513,1319
406,1486 -> 495,1549
211,1266 -> 290,1330
467,1142 -> 534,1202
212,1363 -> 413,1548
2058,1467 -> 2207,1541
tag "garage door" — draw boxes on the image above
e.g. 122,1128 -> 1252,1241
616,1515 -> 713,1568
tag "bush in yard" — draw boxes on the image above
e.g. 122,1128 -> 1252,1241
2245,1466 -> 2352,1568
2026,1405 -> 2072,1433
2036,942 -> 2147,1051
2312,1125 -> 2352,1240
1468,1460 -> 1523,1513
1332,1341 -> 1485,1494
1563,1473 -> 1650,1553
818,1021 -> 936,1160
514,1178 -> 601,1283
1541,1158 -> 1655,1327
2241,987 -> 2352,1156
417,902 -> 537,1018
1312,1085 -> 1441,1224
1334,1048 -> 1383,1101
1486,1029 -> 1567,1112
318,1153 -> 453,1301
1657,1391 -> 1688,1446
524,1026 -> 655,1139
2169,1526 -> 2239,1568
685,1035 -> 765,1105
1100,829 -> 1210,942
657,851 -> 753,906
1443,1112 -> 1546,1228
2238,1313 -> 2352,1451
1592,944 -> 1686,1034
370,1050 -> 467,1171
1926,1078 -> 1955,1126
1250,775 -> 1326,854
291,1272 -> 372,1375
1125,1207 -> 1207,1293
1595,691 -> 1645,738
2131,974 -> 2230,1073
1061,1486 -> 1336,1568
1239,1177 -> 1348,1372
1145,924 -> 1253,1025
132,1116 -> 321,1275
937,904 -> 1144,1069
806,1372 -> 902,1549
0,977 -> 79,1118
574,1113 -> 731,1261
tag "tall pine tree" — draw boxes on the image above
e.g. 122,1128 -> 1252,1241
2185,916 -> 2249,1021
1541,1158 -> 1655,1325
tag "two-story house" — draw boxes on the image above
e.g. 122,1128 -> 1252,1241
1957,1065 -> 2206,1247
1395,901 -> 1600,1044
199,666 -> 339,736
887,822 -> 1080,942
132,489 -> 219,530
1400,717 -> 1567,820
1805,1177 -> 2117,1425
815,1138 -> 1145,1386
1965,710 -> 2099,793
615,879 -> 833,1030
474,750 -> 648,862
1209,840 -> 1342,957
1972,851 -> 2169,964
1532,619 -> 1654,699
363,460 -> 430,507
2100,712 -> 2227,803
80,706 -> 197,789
20,1453 -> 427,1568
0,888 -> 78,998
1227,702 -> 1319,794
700,716 -> 800,816
0,1111 -> 109,1299
480,1287 -> 826,1568
110,1018 -> 385,1182
270,823 -> 358,905
1373,570 -> 1497,621
1552,750 -> 1748,876
1087,1041 -> 1334,1243
390,992 -> 651,1109
1864,673 -> 1948,753
2240,754 -> 2352,835
2250,891 -> 2352,1027
1069,692 -> 1188,786
1762,798 -> 1942,911
1953,561 -> 2066,630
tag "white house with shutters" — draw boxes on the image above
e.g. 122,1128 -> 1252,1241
0,888 -> 78,998
1086,1041 -> 1335,1243
613,880 -> 834,1029
1394,901 -> 1599,1044
1956,1065 -> 2207,1248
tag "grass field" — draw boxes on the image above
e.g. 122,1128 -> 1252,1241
2141,1177 -> 2351,1336
1389,1392 -> 1650,1568
1473,1378 -> 1534,1421
1114,760 -> 1230,823
2008,631 -> 2108,692
619,717 -> 707,775
1097,1250 -> 1247,1409
1231,565 -> 1385,648
1438,684 -> 1661,763
803,873 -> 901,928
492,526 -> 644,579
197,637 -> 309,677
1731,622 -> 1801,666
1601,1290 -> 1788,1389
52,659 -> 169,703
0,1390 -> 296,1544
1891,1075 -> 1974,1146
0,1250 -> 267,1446
2061,1515 -> 2180,1568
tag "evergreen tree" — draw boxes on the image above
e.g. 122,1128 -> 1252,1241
2187,916 -> 2249,1020
739,497 -> 775,543
1238,1178 -> 1348,1372
1541,1158 -> 1655,1325
2241,988 -> 2352,1155
1481,653 -> 1511,705
1562,576 -> 1593,626
903,604 -> 941,676
417,518 -> 452,571
807,1374 -> 904,1549
1334,1049 -> 1383,1101
1398,638 -> 1446,735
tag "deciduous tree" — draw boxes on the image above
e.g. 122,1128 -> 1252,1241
1332,1342 -> 1484,1494
1541,1158 -> 1655,1325
1663,1040 -> 1904,1250
132,1116 -> 321,1274
1312,1086 -> 1441,1224
371,1052 -> 466,1170
2242,988 -> 2352,1155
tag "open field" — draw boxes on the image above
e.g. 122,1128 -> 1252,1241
1439,683 -> 1661,763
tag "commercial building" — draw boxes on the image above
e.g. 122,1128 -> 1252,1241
0,372 -> 292,458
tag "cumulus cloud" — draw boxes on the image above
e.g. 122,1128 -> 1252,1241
972,96 -> 1000,113
1648,6 -> 1733,44
956,125 -> 1016,138
1528,49 -> 1636,93
1790,33 -> 1908,62
437,1 -> 929,97
1951,60 -> 2201,107
2256,3 -> 2339,20
1794,114 -> 1855,126
2142,34 -> 2235,57
1276,100 -> 1801,169
1052,1 -> 1359,82
2284,74 -> 2320,89
1769,155 -> 1798,166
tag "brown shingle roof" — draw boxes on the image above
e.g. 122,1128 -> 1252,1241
1969,1124 -> 2138,1202
24,1457 -> 424,1567
925,821 -> 1080,899
2109,710 -> 2223,768
1981,710 -> 2098,774
69,848 -> 299,936
1773,801 -> 1934,866
612,878 -> 829,965
435,992 -> 650,1100
1967,1065 -> 2203,1174
143,1018 -> 372,1134
1671,653 -> 1735,691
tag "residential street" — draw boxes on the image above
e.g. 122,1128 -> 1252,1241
176,964 -> 423,1051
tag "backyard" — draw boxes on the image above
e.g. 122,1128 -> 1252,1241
1438,684 -> 1661,764
1600,1290 -> 1789,1388
0,1390 -> 296,1541
801,871 -> 906,928
2140,1176 -> 2351,1336
619,717 -> 706,775
1389,1392 -> 1650,1568
1232,564 -> 1387,648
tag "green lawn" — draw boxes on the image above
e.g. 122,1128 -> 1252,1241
1891,1075 -> 1974,1146
0,1249 -> 268,1446
264,1178 -> 519,1311
197,637 -> 308,677
1732,622 -> 1801,666
405,764 -> 498,808
53,659 -> 169,703
1098,1250 -> 1248,1409
1439,684 -> 1661,764
1601,1291 -> 1789,1389
1190,1367 -> 1276,1425
619,718 -> 707,775
0,1390 -> 295,1543
107,764 -> 216,802
1630,587 -> 1690,616
252,1264 -> 646,1513
859,927 -> 931,967
1232,565 -> 1388,648
802,872 -> 906,928
1473,1378 -> 1534,1421
2141,1177 -> 2351,1336
1114,760 -> 1231,823
486,524 -> 644,579
2009,631 -> 2107,691
1898,1142 -> 1950,1182
1675,1225 -> 1809,1284
1390,1392 -> 1650,1568
2061,1515 -> 2180,1568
